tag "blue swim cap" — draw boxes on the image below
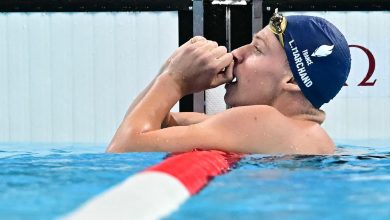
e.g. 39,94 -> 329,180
279,15 -> 351,108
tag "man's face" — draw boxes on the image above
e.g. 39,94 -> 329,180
224,26 -> 289,107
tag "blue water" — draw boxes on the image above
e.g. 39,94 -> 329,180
0,143 -> 166,220
167,141 -> 390,220
1,141 -> 389,220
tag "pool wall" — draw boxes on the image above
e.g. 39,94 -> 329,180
0,12 -> 179,144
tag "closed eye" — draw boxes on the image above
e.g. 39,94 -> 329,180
254,45 -> 263,55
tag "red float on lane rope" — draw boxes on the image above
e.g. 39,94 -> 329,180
65,150 -> 242,220
148,150 -> 243,195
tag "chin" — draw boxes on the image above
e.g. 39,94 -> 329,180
224,94 -> 233,107
224,98 -> 238,108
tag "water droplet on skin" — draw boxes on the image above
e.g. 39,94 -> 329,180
290,145 -> 298,151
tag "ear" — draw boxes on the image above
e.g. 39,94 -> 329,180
282,74 -> 301,92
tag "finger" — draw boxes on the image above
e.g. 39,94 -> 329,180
180,38 -> 208,56
199,40 -> 218,52
211,60 -> 235,87
192,39 -> 208,48
210,46 -> 228,59
191,36 -> 206,43
185,36 -> 206,46
223,60 -> 234,82
215,53 -> 233,71
172,36 -> 206,59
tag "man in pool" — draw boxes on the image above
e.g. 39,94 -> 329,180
107,12 -> 351,154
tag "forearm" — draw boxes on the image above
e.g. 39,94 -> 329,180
108,74 -> 182,152
128,74 -> 182,132
107,36 -> 233,153
125,62 -> 169,117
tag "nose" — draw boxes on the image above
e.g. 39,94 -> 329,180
231,44 -> 249,64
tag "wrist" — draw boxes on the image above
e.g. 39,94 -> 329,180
156,73 -> 185,98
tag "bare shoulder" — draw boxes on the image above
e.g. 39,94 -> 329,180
212,105 -> 281,120
290,121 -> 335,155
205,105 -> 335,155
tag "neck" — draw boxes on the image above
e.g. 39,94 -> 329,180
271,93 -> 325,124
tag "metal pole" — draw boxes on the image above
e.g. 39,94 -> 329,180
225,6 -> 231,51
193,0 -> 205,113
252,0 -> 263,34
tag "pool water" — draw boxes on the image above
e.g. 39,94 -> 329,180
1,142 -> 389,220
0,143 -> 165,220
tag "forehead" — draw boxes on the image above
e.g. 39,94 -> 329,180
254,26 -> 289,69
254,26 -> 279,48
255,26 -> 286,53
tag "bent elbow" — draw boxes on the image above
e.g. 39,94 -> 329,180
105,143 -> 120,153
106,130 -> 150,153
105,141 -> 128,153
105,136 -> 141,153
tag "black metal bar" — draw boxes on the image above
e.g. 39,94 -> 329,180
263,0 -> 390,12
178,10 -> 195,112
230,5 -> 252,50
263,0 -> 390,29
0,0 -> 193,12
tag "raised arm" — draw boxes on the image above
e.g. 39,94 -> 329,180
107,37 -> 233,153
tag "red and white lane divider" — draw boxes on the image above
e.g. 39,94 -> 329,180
65,150 -> 242,220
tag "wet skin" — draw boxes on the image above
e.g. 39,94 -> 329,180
107,27 -> 334,155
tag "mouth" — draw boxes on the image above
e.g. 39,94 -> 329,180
226,72 -> 238,87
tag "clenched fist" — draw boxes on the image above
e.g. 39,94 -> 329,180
161,36 -> 234,95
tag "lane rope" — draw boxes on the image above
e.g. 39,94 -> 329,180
64,150 -> 242,220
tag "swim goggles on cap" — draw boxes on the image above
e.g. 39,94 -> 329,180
268,8 -> 287,47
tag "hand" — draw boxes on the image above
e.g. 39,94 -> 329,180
162,36 -> 234,95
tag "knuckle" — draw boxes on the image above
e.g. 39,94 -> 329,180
219,46 -> 227,53
197,50 -> 207,59
198,54 -> 209,65
186,44 -> 196,52
210,63 -> 220,71
191,44 -> 203,54
195,36 -> 205,40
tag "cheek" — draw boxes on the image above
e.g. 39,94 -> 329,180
240,57 -> 281,90
245,70 -> 274,88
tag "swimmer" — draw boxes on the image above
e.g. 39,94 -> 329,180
107,12 -> 351,154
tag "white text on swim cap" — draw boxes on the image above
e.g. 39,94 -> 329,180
302,49 -> 313,66
289,40 -> 313,88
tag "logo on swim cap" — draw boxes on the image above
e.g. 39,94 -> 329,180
311,45 -> 335,57
280,15 -> 351,108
